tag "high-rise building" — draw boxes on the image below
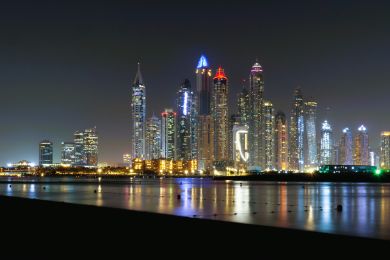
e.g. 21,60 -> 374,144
289,88 -> 305,172
320,120 -> 332,165
131,62 -> 146,159
228,114 -> 241,163
61,142 -> 75,165
275,111 -> 288,171
83,127 -> 98,166
305,100 -> 318,168
176,79 -> 195,160
233,125 -> 249,169
248,61 -> 264,169
196,55 -> 213,171
39,140 -> 53,166
161,109 -> 176,159
237,82 -> 250,126
212,67 -> 229,162
145,115 -> 161,160
123,154 -> 132,166
74,131 -> 84,165
338,128 -> 353,165
380,131 -> 390,169
261,100 -> 274,170
354,125 -> 369,165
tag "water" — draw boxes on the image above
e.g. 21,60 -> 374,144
1,176 -> 390,240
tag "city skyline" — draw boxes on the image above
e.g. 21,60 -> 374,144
1,1 -> 390,165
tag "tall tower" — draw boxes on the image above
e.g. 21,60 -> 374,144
176,79 -> 195,161
212,67 -> 229,163
320,120 -> 332,165
83,127 -> 98,166
145,115 -> 161,160
338,127 -> 353,165
305,100 -> 318,169
161,109 -> 176,160
196,55 -> 213,172
289,88 -> 305,172
354,125 -> 369,165
74,131 -> 85,166
275,111 -> 288,171
61,142 -> 75,165
237,81 -> 250,126
248,61 -> 264,169
380,131 -> 390,169
39,140 -> 53,166
261,101 -> 275,170
131,62 -> 146,159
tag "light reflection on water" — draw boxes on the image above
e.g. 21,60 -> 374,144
1,177 -> 390,240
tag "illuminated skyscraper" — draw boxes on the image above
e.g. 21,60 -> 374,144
196,55 -> 213,171
145,115 -> 161,160
233,125 -> 249,169
275,112 -> 288,171
380,131 -> 390,169
74,131 -> 84,165
320,120 -> 332,165
237,82 -> 250,126
338,128 -> 353,165
61,142 -> 75,165
228,114 -> 241,162
354,125 -> 369,165
305,100 -> 318,168
131,62 -> 146,159
212,67 -> 229,162
123,154 -> 132,166
261,100 -> 274,170
83,127 -> 98,166
161,109 -> 176,159
39,140 -> 53,166
248,61 -> 264,169
176,79 -> 195,160
289,88 -> 305,172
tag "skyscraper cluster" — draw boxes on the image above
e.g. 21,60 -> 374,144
130,55 -> 384,174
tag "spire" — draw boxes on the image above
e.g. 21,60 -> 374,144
133,62 -> 144,85
214,67 -> 227,80
197,55 -> 209,69
251,60 -> 263,73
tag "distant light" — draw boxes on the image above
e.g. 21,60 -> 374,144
358,125 -> 367,132
196,55 -> 208,69
7,163 -> 12,167
30,162 -> 36,167
322,120 -> 331,130
342,127 -> 350,133
183,91 -> 188,115
375,169 -> 382,175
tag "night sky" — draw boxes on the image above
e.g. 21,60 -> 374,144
1,0 -> 390,165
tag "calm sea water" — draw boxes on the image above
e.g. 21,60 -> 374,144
1,176 -> 389,240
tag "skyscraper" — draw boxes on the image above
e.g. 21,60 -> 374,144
228,114 -> 241,163
275,111 -> 288,171
176,79 -> 195,160
248,61 -> 264,169
289,88 -> 305,172
338,128 -> 353,165
380,131 -> 390,169
354,125 -> 369,165
83,127 -> 98,166
61,142 -> 75,165
233,125 -> 249,169
237,82 -> 250,126
305,100 -> 318,169
39,140 -> 53,166
74,130 -> 84,165
212,67 -> 229,163
145,115 -> 161,160
196,55 -> 213,171
320,120 -> 332,165
131,62 -> 146,159
161,109 -> 176,159
261,100 -> 275,170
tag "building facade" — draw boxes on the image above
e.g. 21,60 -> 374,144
289,88 -> 305,172
212,67 -> 229,163
275,111 -> 288,171
131,63 -> 146,159
354,125 -> 369,165
161,109 -> 176,159
261,100 -> 274,170
232,125 -> 249,169
237,83 -> 250,126
305,100 -> 318,169
39,140 -> 53,166
320,120 -> 332,165
61,142 -> 75,165
83,127 -> 98,166
145,115 -> 161,160
338,127 -> 353,165
380,131 -> 390,169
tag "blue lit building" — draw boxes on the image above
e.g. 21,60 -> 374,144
131,63 -> 146,159
320,120 -> 333,165
289,88 -> 305,172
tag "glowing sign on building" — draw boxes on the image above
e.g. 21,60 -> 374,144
183,91 -> 188,115
233,125 -> 249,165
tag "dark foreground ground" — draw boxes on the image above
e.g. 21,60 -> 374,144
0,195 -> 388,256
